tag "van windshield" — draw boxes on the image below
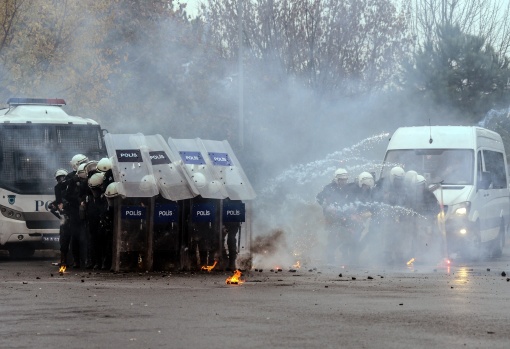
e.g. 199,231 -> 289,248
383,149 -> 474,185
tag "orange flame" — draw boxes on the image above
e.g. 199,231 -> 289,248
293,261 -> 301,269
226,270 -> 244,285
406,258 -> 415,266
59,265 -> 66,273
201,261 -> 217,272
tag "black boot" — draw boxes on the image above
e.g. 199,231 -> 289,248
60,252 -> 67,267
228,251 -> 237,271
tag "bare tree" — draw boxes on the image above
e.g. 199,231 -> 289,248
203,0 -> 413,97
411,0 -> 510,60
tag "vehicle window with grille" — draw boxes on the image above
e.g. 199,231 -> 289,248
0,125 -> 105,194
483,150 -> 507,189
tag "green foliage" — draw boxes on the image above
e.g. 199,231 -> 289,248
407,24 -> 510,122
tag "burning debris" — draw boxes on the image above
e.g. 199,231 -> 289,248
226,270 -> 244,285
59,265 -> 66,274
201,261 -> 217,272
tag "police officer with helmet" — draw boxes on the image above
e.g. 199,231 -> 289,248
85,172 -> 108,269
101,181 -> 120,270
62,154 -> 89,268
316,168 -> 357,264
371,166 -> 409,264
50,168 -> 70,267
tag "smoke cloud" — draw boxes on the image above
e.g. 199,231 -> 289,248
1,1 -> 497,271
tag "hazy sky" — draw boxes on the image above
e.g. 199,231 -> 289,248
184,0 -> 202,17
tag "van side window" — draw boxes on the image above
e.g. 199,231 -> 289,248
483,150 -> 507,189
477,150 -> 483,188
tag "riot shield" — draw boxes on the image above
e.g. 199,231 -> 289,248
144,134 -> 198,201
104,133 -> 159,197
167,137 -> 228,199
199,139 -> 256,200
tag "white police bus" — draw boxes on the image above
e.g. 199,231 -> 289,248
0,98 -> 106,258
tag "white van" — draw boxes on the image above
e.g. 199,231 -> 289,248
381,126 -> 509,259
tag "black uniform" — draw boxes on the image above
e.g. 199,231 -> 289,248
347,183 -> 375,258
62,171 -> 87,268
51,176 -> 71,266
99,203 -> 115,270
317,181 -> 358,264
371,176 -> 409,264
85,188 -> 108,269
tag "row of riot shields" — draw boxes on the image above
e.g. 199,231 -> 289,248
103,133 -> 255,272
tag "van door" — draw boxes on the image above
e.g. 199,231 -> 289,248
474,150 -> 489,241
481,149 -> 508,242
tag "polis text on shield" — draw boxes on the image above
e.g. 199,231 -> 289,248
126,210 -> 143,217
159,210 -> 173,217
120,152 -> 138,158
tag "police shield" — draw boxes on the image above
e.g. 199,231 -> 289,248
104,133 -> 159,197
223,200 -> 245,223
191,201 -> 216,223
199,139 -> 256,200
144,134 -> 198,201
167,137 -> 228,199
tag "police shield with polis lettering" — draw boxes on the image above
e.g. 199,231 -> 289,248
144,135 -> 197,201
104,133 -> 159,198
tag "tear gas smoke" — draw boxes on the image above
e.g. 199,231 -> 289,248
251,132 -> 446,271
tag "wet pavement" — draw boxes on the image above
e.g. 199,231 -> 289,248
1,248 -> 510,349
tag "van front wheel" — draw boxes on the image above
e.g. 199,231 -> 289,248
491,220 -> 505,258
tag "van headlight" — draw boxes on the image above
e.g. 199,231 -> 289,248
453,202 -> 470,216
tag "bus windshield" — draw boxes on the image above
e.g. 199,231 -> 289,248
383,149 -> 474,185
0,124 -> 105,194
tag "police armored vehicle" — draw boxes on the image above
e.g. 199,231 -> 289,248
0,98 -> 105,258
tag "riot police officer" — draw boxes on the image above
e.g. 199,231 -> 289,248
372,166 -> 409,264
86,173 -> 108,270
50,169 -> 70,267
316,168 -> 357,264
101,182 -> 120,270
62,154 -> 89,268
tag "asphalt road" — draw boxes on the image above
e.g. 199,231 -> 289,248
1,248 -> 509,349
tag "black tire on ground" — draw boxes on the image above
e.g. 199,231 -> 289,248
491,220 -> 505,258
8,245 -> 36,260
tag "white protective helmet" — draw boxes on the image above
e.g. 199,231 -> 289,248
404,170 -> 418,187
358,172 -> 375,189
191,172 -> 207,188
209,180 -> 222,193
104,182 -> 120,198
84,160 -> 98,176
390,166 -> 405,184
70,154 -> 89,171
97,157 -> 112,172
334,168 -> 348,184
77,163 -> 88,179
415,175 -> 426,186
88,172 -> 105,188
139,174 -> 156,191
55,168 -> 68,179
